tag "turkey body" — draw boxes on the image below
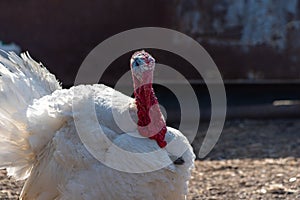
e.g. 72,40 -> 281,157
0,52 -> 195,200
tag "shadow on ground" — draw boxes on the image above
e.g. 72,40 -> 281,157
193,119 -> 300,160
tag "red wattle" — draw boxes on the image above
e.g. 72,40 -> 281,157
134,84 -> 167,148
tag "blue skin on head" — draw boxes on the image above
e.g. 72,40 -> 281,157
132,57 -> 144,69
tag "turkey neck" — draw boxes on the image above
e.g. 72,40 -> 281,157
132,69 -> 167,148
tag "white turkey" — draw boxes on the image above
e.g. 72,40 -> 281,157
0,50 -> 195,200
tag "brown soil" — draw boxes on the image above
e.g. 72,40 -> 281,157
1,119 -> 300,199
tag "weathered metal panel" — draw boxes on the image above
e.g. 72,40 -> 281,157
0,0 -> 299,85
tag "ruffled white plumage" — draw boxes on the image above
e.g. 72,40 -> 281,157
0,51 -> 61,180
0,51 -> 195,200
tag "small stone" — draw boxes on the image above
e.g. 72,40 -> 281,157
289,177 -> 297,183
260,188 -> 267,194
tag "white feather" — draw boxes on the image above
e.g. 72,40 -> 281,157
0,51 -> 60,180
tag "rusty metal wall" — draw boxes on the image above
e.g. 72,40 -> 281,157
0,1 -> 300,86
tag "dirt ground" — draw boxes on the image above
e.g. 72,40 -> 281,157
1,119 -> 299,199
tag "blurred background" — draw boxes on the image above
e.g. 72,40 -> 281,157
1,0 -> 300,122
0,1 -> 300,199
